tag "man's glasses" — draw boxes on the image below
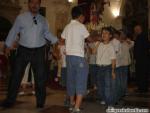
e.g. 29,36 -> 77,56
33,17 -> 37,25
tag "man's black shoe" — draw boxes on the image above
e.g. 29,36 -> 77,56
36,105 -> 44,112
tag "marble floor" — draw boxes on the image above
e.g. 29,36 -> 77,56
0,79 -> 150,113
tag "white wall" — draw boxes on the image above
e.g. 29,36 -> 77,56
102,0 -> 124,30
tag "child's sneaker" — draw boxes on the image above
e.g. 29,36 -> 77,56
18,91 -> 25,96
71,108 -> 82,113
100,101 -> 106,105
69,104 -> 74,112
32,91 -> 35,95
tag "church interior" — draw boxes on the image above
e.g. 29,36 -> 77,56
0,0 -> 150,113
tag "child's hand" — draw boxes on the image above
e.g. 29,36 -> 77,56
126,38 -> 132,44
4,47 -> 11,58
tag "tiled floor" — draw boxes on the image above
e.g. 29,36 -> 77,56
0,79 -> 150,113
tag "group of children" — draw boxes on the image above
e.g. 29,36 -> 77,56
51,6 -> 135,113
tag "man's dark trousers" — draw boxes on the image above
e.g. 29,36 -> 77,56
6,45 -> 47,107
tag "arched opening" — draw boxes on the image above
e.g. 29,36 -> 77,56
0,17 -> 11,92
0,16 -> 12,41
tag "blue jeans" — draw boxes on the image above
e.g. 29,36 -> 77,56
116,67 -> 122,101
66,55 -> 88,96
120,66 -> 128,96
97,65 -> 116,106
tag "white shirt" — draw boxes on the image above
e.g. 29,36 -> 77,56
59,45 -> 66,67
61,20 -> 89,57
111,38 -> 121,67
111,38 -> 121,53
96,42 -> 116,65
118,41 -> 134,66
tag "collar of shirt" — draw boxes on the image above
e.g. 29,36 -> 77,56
28,11 -> 39,18
71,19 -> 80,24
27,11 -> 42,24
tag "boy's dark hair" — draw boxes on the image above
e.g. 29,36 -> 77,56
71,6 -> 84,19
28,0 -> 41,3
114,30 -> 120,36
101,27 -> 113,35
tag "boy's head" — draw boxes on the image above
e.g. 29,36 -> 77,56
101,27 -> 113,42
71,6 -> 85,23
102,27 -> 113,38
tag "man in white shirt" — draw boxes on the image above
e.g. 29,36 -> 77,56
61,6 -> 92,113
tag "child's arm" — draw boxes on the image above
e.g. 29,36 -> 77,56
92,41 -> 100,54
126,38 -> 134,48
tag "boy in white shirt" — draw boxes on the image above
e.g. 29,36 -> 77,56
61,6 -> 94,113
118,31 -> 134,97
95,27 -> 116,107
